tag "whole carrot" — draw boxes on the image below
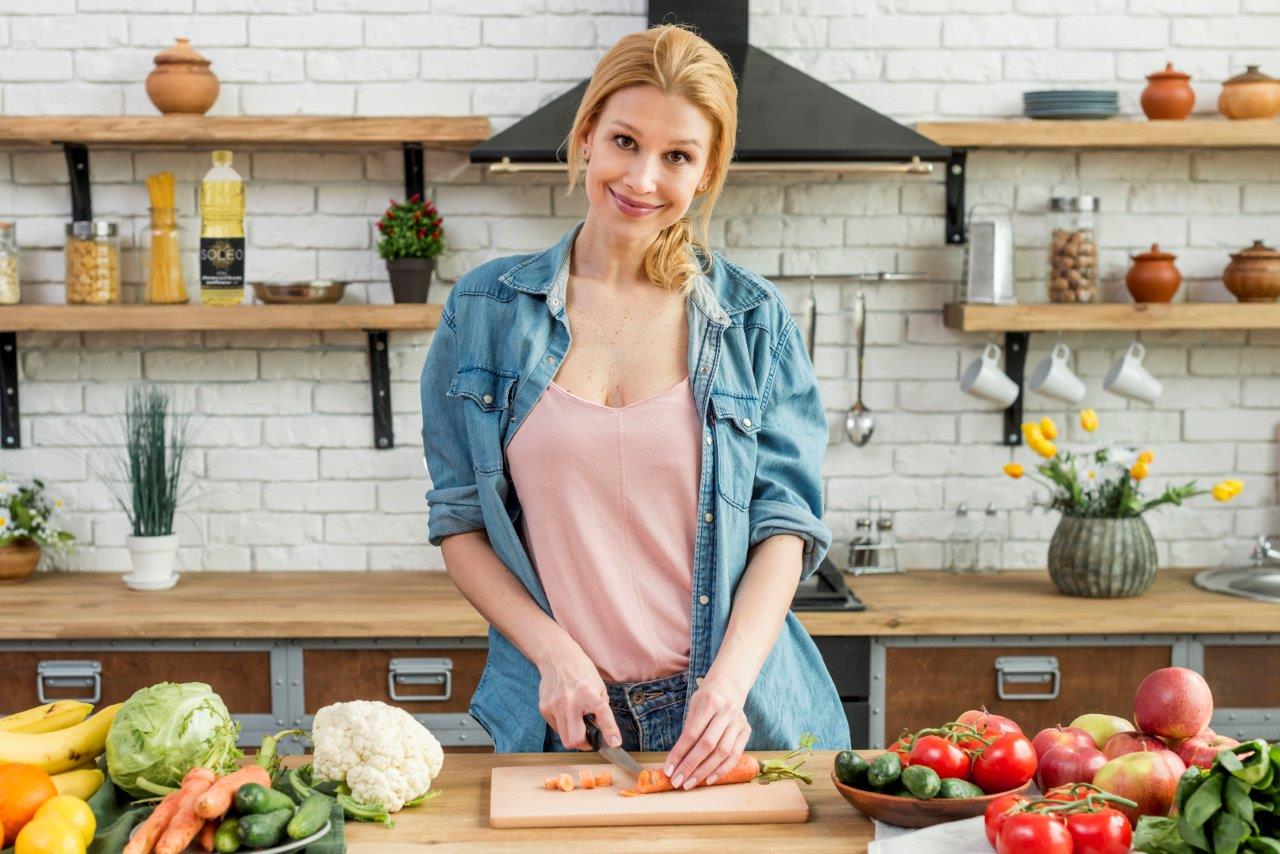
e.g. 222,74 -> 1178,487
623,736 -> 818,796
122,790 -> 182,854
194,764 -> 271,819
198,819 -> 217,852
155,768 -> 218,854
632,756 -> 761,794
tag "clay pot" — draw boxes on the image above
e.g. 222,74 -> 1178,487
1218,65 -> 1280,120
1141,62 -> 1195,120
145,38 -> 220,115
0,542 -> 41,583
1125,244 -> 1181,303
1224,240 -> 1280,303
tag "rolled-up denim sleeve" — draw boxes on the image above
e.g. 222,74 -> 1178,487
421,310 -> 487,546
748,317 -> 832,581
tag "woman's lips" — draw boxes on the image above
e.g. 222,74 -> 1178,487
609,187 -> 663,217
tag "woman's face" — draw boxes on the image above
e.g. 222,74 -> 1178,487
581,85 -> 715,239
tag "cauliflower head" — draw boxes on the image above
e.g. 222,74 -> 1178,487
312,700 -> 445,813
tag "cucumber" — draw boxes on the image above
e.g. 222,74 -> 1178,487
286,793 -> 331,840
213,817 -> 242,854
866,752 -> 902,790
834,750 -> 870,788
938,778 -> 985,799
902,765 -> 941,800
238,807 -> 293,849
235,782 -> 296,816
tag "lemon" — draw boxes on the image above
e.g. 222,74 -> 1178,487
14,816 -> 85,854
33,796 -> 94,847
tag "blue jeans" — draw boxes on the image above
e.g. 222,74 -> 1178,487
543,671 -> 689,753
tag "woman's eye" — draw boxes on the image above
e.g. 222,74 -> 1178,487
612,134 -> 691,165
612,134 -> 634,149
669,150 -> 690,164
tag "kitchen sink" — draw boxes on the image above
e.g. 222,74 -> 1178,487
1194,535 -> 1280,604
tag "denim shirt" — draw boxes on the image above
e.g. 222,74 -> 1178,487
420,221 -> 850,753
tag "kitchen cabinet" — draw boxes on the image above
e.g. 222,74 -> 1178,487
1198,635 -> 1280,742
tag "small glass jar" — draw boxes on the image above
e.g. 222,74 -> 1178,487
66,220 -> 121,304
0,222 -> 19,305
145,207 -> 188,304
1048,195 -> 1100,304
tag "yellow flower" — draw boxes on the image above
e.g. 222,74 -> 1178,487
1080,408 -> 1099,432
1031,439 -> 1057,459
1213,482 -> 1237,502
1138,450 -> 1154,465
1130,462 -> 1149,481
1022,422 -> 1045,445
1003,463 -> 1025,479
1039,417 -> 1058,440
1225,479 -> 1244,495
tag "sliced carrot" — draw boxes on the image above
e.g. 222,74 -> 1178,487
594,772 -> 612,788
632,756 -> 762,794
556,773 -> 574,792
543,777 -> 557,790
620,789 -> 640,797
579,769 -> 595,789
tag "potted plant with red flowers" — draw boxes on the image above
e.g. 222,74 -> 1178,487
376,193 -> 444,303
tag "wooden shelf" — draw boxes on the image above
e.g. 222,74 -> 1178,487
944,302 -> 1280,332
0,303 -> 442,332
0,116 -> 490,149
916,119 -> 1280,149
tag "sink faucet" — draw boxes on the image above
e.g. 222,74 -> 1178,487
1252,535 -> 1280,566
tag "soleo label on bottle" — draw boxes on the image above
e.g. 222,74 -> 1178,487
200,237 -> 245,290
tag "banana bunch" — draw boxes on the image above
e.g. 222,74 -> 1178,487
0,700 -> 121,776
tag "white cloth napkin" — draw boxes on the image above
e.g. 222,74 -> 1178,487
868,816 -> 992,854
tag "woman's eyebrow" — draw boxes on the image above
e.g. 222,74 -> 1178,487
610,120 -> 703,149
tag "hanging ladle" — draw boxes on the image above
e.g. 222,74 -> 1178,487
845,290 -> 875,446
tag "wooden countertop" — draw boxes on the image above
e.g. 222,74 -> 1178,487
342,750 -> 871,852
1,568 -> 1273,640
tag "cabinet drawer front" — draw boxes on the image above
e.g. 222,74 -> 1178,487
303,648 -> 485,715
884,644 -> 1171,739
1203,645 -> 1280,709
0,650 -> 272,714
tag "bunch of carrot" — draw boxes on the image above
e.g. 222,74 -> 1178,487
123,764 -> 271,854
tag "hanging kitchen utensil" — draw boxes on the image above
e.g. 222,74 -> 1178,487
844,290 -> 875,446
801,271 -> 817,363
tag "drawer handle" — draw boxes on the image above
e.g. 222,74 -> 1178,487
994,656 -> 1059,701
388,658 -> 452,703
37,660 -> 102,704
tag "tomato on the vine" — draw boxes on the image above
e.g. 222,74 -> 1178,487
983,793 -> 1027,846
1064,808 -> 1132,854
996,812 -> 1072,854
972,733 -> 1038,794
889,735 -> 913,766
955,709 -> 1023,750
908,734 -> 970,780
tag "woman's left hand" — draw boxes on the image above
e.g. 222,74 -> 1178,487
662,675 -> 751,790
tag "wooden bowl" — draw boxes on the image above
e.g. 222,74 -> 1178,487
830,772 -> 1032,828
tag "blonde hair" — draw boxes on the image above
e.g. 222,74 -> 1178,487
563,24 -> 738,295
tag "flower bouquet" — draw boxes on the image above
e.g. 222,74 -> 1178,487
0,474 -> 74,582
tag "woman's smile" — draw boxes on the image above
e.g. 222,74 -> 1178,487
608,186 -> 665,217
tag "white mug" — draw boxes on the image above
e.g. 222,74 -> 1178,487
960,343 -> 1020,407
1029,342 -> 1087,404
1104,342 -> 1162,403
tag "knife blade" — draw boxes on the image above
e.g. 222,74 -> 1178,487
583,716 -> 643,779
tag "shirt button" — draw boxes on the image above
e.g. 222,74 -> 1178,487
698,366 -> 709,375
482,394 -> 493,405
742,418 -> 752,427
695,676 -> 704,687
698,594 -> 709,605
703,512 -> 714,524
545,356 -> 554,365
705,434 -> 712,446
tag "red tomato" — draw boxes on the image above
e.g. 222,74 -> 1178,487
996,813 -> 1072,854
1043,784 -> 1090,803
973,733 -> 1038,794
1064,809 -> 1132,854
889,735 -> 913,766
909,735 -> 970,780
983,793 -> 1028,846
956,709 -> 1023,750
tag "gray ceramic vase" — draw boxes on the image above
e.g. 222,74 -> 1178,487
386,257 -> 435,303
1047,515 -> 1158,598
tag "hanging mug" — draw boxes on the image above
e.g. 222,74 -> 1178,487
960,343 -> 1020,407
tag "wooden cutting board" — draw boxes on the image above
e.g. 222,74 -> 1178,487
489,763 -> 810,828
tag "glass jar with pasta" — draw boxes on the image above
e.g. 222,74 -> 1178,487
66,220 -> 121,304
0,222 -> 19,305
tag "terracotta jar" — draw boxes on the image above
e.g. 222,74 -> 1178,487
145,38 -> 220,115
1126,244 -> 1181,303
1141,63 -> 1195,120
1218,65 -> 1280,120
1224,240 -> 1280,303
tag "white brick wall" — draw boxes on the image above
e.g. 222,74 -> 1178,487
0,1 -> 1276,573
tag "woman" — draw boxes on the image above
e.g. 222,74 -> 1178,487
421,24 -> 849,789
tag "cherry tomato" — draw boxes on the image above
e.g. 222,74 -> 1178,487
973,733 -> 1038,794
996,812 -> 1072,854
909,734 -> 970,780
983,793 -> 1028,846
956,709 -> 1023,750
1064,808 -> 1132,854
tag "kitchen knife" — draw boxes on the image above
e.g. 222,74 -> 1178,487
583,715 -> 643,779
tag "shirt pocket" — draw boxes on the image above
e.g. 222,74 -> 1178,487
447,366 -> 518,475
710,391 -> 761,510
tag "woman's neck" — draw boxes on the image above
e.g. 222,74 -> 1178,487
572,217 -> 655,287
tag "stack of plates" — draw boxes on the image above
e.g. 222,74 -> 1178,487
1024,90 -> 1119,120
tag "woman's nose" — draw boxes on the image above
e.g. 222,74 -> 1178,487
624,155 -> 660,195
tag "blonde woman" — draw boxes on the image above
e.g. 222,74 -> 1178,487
422,24 -> 848,789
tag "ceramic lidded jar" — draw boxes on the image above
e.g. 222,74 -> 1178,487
1141,62 -> 1195,120
1218,65 -> 1280,120
145,38 -> 220,115
1223,240 -> 1280,303
1126,244 -> 1181,303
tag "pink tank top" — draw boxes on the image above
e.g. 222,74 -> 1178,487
506,376 -> 702,684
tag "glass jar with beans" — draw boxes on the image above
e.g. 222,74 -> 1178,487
65,220 -> 121,304
1047,195 -> 1099,303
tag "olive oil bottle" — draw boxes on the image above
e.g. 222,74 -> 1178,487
199,150 -> 245,306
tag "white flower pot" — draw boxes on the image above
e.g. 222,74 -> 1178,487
125,533 -> 179,590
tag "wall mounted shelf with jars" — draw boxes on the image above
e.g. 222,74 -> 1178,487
944,302 -> 1280,332
916,119 -> 1280,150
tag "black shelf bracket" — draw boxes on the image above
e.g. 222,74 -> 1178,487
63,143 -> 93,222
367,330 -> 394,449
402,142 -> 425,201
0,333 -> 18,449
945,148 -> 967,245
1002,331 -> 1030,446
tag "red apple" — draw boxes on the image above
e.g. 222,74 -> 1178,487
1093,751 -> 1184,825
1032,725 -> 1096,759
1133,667 -> 1214,740
1175,733 -> 1240,770
1103,731 -> 1169,760
1036,744 -> 1107,790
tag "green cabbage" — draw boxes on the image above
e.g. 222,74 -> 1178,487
105,681 -> 242,797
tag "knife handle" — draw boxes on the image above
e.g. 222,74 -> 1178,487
583,715 -> 603,750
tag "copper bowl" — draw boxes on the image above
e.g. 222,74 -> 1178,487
1223,240 -> 1280,303
251,280 -> 347,304
831,771 -> 1032,829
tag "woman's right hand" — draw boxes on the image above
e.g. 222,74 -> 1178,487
537,641 -> 623,751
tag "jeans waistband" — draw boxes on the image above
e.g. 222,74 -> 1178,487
605,671 -> 689,716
